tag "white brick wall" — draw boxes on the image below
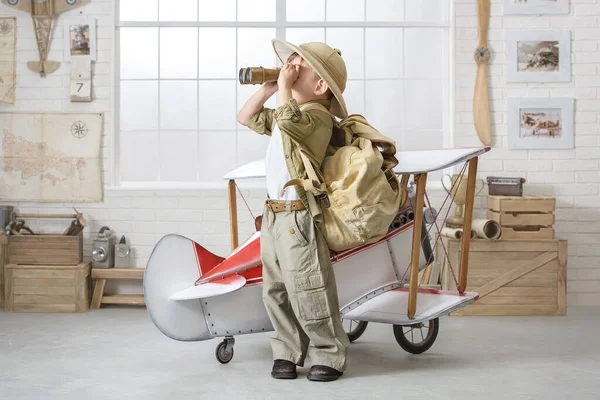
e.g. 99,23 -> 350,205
1,0 -> 599,306
455,0 -> 600,307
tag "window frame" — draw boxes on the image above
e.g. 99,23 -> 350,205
112,0 -> 456,190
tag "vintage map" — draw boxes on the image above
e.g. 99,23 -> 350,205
0,113 -> 103,202
0,17 -> 16,104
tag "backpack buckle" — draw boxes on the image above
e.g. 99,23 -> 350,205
317,193 -> 330,208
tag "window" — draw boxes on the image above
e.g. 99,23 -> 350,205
116,0 -> 453,186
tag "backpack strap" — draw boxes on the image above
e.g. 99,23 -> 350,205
281,150 -> 330,207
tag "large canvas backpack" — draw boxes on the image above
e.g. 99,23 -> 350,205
283,104 -> 406,251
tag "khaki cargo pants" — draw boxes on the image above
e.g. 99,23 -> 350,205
261,205 -> 349,372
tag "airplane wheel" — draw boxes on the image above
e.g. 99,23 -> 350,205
216,340 -> 234,364
393,318 -> 439,354
343,319 -> 368,342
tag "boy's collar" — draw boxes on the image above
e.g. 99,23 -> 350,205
301,99 -> 332,109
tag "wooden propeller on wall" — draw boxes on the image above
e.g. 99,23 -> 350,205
473,0 -> 492,146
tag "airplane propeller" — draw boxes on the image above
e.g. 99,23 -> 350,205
473,0 -> 492,146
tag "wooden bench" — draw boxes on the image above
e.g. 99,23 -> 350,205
91,268 -> 145,309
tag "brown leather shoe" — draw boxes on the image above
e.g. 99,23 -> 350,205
307,365 -> 343,382
271,359 -> 297,379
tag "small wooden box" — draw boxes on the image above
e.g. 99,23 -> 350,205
8,233 -> 83,265
440,239 -> 566,316
4,262 -> 91,313
487,195 -> 555,239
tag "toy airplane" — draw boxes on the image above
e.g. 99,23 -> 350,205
0,0 -> 88,77
144,146 -> 490,363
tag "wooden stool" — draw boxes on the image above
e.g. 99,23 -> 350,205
91,268 -> 145,309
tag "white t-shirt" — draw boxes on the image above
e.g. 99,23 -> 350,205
265,123 -> 298,201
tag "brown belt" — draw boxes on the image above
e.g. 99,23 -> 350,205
265,199 -> 306,213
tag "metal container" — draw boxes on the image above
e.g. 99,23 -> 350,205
92,226 -> 115,268
487,176 -> 526,196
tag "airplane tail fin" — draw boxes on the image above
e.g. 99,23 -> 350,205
144,234 -> 223,342
27,61 -> 60,77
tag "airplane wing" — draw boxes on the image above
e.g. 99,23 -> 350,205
53,0 -> 89,14
393,146 -> 490,174
222,147 -> 490,180
342,287 -> 479,325
169,275 -> 246,301
1,0 -> 32,13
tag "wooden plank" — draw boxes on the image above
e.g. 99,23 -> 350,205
501,227 -> 554,240
13,278 -> 75,287
101,294 -> 145,305
468,267 -> 558,280
13,294 -> 75,304
459,157 -> 479,293
487,196 -> 555,213
557,240 -> 567,315
0,240 -> 6,308
6,263 -> 88,270
477,252 -> 557,298
228,180 -> 239,252
487,210 -> 555,227
13,269 -> 76,279
492,287 -> 558,297
408,172 -> 427,318
90,278 -> 106,310
10,248 -> 81,256
91,268 -> 145,279
5,266 -> 14,311
75,265 -> 88,312
467,240 -> 559,253
13,303 -> 77,313
451,304 -> 558,316
14,285 -> 75,296
476,296 -> 557,306
468,276 -> 558,289
10,242 -> 80,250
10,257 -> 81,264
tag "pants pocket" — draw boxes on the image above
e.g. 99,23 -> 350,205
295,272 -> 332,321
289,211 -> 310,246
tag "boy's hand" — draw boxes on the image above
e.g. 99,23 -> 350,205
277,63 -> 300,90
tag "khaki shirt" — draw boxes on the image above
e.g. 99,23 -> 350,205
248,98 -> 333,222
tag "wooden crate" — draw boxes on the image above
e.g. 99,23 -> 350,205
487,195 -> 555,239
4,262 -> 91,313
440,239 -> 566,316
8,233 -> 83,265
0,234 -> 8,308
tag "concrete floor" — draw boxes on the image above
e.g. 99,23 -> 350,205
1,307 -> 599,400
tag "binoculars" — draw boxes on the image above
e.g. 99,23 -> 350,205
238,67 -> 280,85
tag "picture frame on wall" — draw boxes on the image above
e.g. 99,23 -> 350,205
503,0 -> 570,15
507,98 -> 574,150
63,16 -> 96,62
506,30 -> 571,83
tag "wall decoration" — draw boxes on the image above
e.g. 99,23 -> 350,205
0,17 -> 16,104
507,98 -> 574,149
0,0 -> 89,78
503,0 -> 570,15
473,0 -> 492,146
506,30 -> 571,82
0,112 -> 103,202
63,15 -> 96,61
63,15 -> 95,102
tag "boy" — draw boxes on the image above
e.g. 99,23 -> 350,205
237,39 -> 350,382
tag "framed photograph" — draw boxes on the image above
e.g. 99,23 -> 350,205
506,30 -> 570,82
508,98 -> 574,149
503,0 -> 570,15
63,17 -> 96,61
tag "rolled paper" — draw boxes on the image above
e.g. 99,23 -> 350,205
441,226 -> 463,239
470,230 -> 477,239
472,218 -> 502,240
